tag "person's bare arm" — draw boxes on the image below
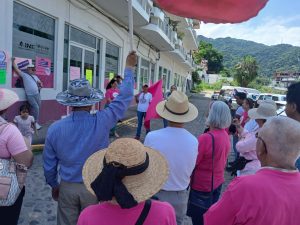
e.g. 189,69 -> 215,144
12,58 -> 22,77
13,150 -> 34,168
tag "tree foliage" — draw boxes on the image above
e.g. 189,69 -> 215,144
233,56 -> 258,87
198,35 -> 300,77
194,41 -> 224,73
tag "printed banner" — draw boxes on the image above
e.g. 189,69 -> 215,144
12,57 -> 32,88
70,66 -> 81,80
36,57 -> 51,76
35,56 -> 53,88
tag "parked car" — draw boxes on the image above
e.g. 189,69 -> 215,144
257,93 -> 273,101
211,91 -> 219,100
271,94 -> 287,105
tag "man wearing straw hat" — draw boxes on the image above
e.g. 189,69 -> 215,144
78,138 -> 177,225
43,52 -> 137,225
12,59 -> 43,130
144,91 -> 199,225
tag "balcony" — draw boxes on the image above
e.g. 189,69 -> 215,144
166,13 -> 199,50
92,0 -> 152,26
137,7 -> 174,51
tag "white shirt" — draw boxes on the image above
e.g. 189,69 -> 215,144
137,92 -> 152,112
144,127 -> 198,191
236,106 -> 244,117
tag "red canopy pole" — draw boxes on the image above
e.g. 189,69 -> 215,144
128,0 -> 134,51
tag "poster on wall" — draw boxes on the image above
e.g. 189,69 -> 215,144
70,66 -> 81,80
85,69 -> 93,85
12,57 -> 32,88
35,57 -> 53,88
0,50 -> 7,84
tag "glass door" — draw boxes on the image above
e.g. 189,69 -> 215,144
69,44 -> 96,86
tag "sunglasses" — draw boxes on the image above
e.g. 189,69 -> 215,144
255,132 -> 267,150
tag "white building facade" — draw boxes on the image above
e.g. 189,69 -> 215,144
0,0 -> 198,123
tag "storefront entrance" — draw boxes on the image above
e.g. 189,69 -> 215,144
69,43 -> 96,86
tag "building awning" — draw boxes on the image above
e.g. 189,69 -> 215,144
154,0 -> 269,23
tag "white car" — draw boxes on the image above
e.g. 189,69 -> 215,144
271,94 -> 287,105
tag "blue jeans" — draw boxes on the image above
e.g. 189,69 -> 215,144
27,94 -> 41,123
296,158 -> 300,170
187,185 -> 222,225
232,134 -> 240,160
163,118 -> 168,128
136,111 -> 149,138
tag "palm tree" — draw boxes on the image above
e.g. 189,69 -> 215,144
234,56 -> 258,87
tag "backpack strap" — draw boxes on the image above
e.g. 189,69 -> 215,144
135,200 -> 152,225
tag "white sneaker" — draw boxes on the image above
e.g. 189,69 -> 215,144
35,123 -> 42,130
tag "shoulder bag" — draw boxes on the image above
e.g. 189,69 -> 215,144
0,122 -> 28,206
135,199 -> 152,225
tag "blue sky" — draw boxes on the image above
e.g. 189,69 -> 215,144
196,0 -> 300,46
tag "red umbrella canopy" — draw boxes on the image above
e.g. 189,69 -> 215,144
155,0 -> 269,23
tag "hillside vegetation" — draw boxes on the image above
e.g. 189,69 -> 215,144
197,35 -> 300,76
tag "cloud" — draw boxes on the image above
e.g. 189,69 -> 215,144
196,16 -> 300,47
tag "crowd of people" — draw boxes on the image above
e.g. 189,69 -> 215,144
0,51 -> 300,225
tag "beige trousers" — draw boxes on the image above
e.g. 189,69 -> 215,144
57,181 -> 98,225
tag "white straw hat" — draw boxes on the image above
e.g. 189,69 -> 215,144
156,91 -> 198,123
248,100 -> 277,120
82,138 -> 169,204
26,63 -> 35,68
0,89 -> 19,111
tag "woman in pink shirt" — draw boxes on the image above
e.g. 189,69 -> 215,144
0,89 -> 33,225
187,101 -> 232,225
240,98 -> 253,127
78,138 -> 176,225
105,78 -> 120,137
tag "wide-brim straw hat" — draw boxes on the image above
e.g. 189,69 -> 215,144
82,138 -> 169,204
249,100 -> 277,120
0,89 -> 19,111
56,79 -> 103,107
156,91 -> 198,123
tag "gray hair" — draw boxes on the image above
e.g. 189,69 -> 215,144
207,101 -> 232,129
260,116 -> 300,164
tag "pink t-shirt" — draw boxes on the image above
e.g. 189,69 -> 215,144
191,129 -> 231,192
236,130 -> 261,175
105,88 -> 120,102
0,121 -> 27,158
204,169 -> 300,225
77,200 -> 176,225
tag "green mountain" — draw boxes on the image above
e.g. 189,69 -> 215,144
197,35 -> 300,76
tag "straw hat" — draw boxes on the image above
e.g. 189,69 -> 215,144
82,138 -> 169,204
156,91 -> 198,123
248,100 -> 277,120
26,63 -> 35,68
0,89 -> 19,111
56,79 -> 103,107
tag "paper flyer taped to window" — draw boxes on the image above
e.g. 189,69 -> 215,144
70,66 -> 81,80
86,69 -> 93,85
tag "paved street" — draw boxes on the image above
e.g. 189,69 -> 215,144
19,93 -> 234,225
